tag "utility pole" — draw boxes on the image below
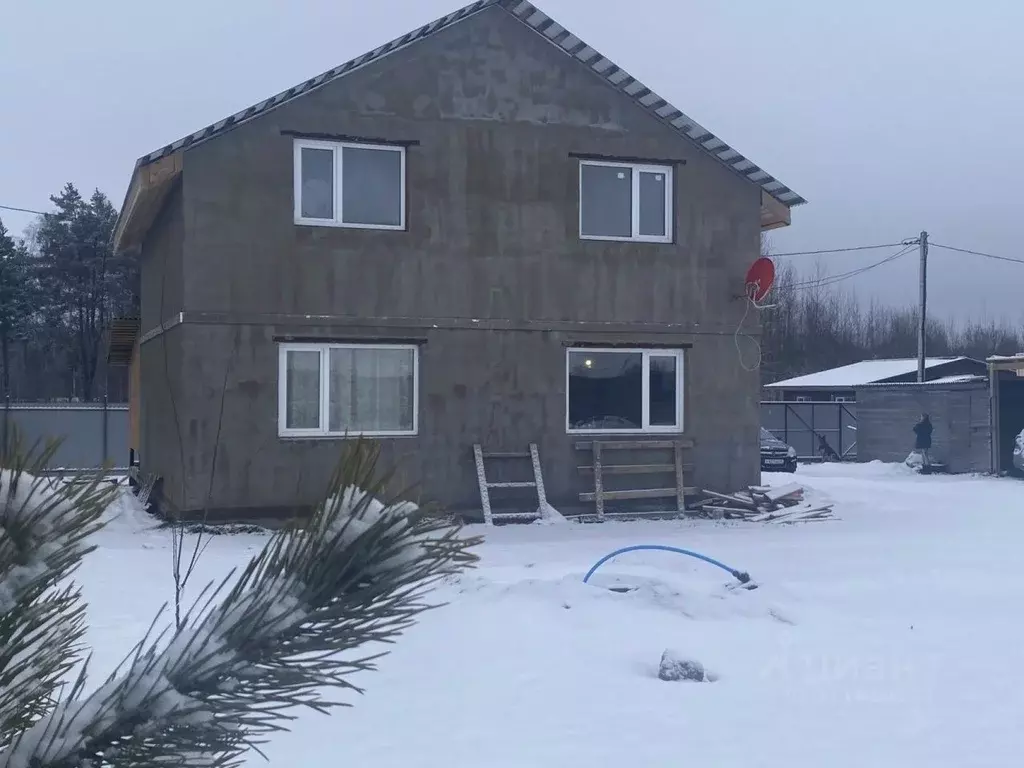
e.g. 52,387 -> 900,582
917,230 -> 929,383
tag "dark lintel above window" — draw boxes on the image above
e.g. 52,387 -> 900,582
282,129 -> 419,147
273,334 -> 427,346
570,151 -> 686,167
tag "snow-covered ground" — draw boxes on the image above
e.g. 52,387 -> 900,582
82,462 -> 1024,767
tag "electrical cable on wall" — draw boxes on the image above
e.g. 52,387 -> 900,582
734,257 -> 776,373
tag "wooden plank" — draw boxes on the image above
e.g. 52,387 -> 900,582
529,443 -> 549,513
674,443 -> 686,513
762,483 -> 804,503
601,509 -> 693,518
750,505 -> 833,524
575,439 -> 694,451
492,512 -> 543,521
580,487 -> 696,502
701,489 -> 759,509
593,441 -> 605,520
697,505 -> 736,518
472,444 -> 493,526
577,463 -> 682,475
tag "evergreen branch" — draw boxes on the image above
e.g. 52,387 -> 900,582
0,439 -> 481,768
0,427 -> 118,746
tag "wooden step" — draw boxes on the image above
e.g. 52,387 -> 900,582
491,511 -> 543,521
482,451 -> 531,459
578,463 -> 692,475
487,481 -> 537,489
579,487 -> 696,503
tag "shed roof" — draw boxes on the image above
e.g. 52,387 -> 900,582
856,374 -> 988,388
113,0 -> 806,253
765,357 -> 976,389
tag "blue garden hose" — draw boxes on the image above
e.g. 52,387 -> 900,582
582,544 -> 753,586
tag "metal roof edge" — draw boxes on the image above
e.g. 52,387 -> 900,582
854,376 -> 988,389
764,357 -> 981,388
131,0 -> 805,208
133,0 -> 501,167
499,0 -> 804,207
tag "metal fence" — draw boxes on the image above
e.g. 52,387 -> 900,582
1,399 -> 129,471
761,400 -> 857,461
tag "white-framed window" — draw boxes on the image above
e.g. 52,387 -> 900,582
293,139 -> 406,229
278,342 -> 418,437
578,160 -> 673,243
566,347 -> 684,434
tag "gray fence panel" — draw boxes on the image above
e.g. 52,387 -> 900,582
761,401 -> 857,460
2,403 -> 129,470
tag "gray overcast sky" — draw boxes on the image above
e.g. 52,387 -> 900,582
2,0 -> 1022,325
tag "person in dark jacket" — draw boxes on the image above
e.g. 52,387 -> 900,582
913,413 -> 933,466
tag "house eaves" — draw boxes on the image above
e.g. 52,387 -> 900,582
113,0 -> 806,252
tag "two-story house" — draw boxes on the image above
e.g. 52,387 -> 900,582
110,0 -> 805,522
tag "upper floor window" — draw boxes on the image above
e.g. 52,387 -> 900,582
278,342 -> 418,437
293,139 -> 406,230
579,160 -> 672,243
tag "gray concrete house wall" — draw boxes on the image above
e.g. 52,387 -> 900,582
137,5 -> 774,519
854,382 -> 991,473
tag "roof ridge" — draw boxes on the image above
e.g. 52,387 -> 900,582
132,0 -> 804,207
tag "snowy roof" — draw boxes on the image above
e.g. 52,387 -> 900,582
857,374 -> 988,388
130,0 -> 804,209
987,353 -> 1024,374
765,358 -> 974,389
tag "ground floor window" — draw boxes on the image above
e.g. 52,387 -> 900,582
566,347 -> 684,433
278,342 -> 418,437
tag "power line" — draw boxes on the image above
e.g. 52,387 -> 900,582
0,204 -> 49,216
789,243 -> 916,291
929,242 -> 1024,266
770,242 -> 906,257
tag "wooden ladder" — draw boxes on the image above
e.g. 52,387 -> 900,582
473,443 -> 548,525
576,439 -> 695,520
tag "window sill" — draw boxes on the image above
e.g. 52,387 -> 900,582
294,218 -> 405,231
278,431 -> 418,440
579,234 -> 673,244
566,428 -> 685,436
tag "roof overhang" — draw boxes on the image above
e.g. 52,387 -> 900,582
760,190 -> 791,231
106,316 -> 142,365
987,354 -> 1024,375
112,151 -> 183,254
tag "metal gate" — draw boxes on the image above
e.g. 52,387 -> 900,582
761,400 -> 857,461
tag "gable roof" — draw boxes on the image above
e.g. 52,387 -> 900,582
764,357 -> 981,389
131,0 -> 806,208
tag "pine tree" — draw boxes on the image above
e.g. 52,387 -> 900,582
0,437 -> 479,767
32,185 -> 135,400
0,221 -> 37,399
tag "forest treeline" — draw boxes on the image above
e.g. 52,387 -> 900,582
0,184 -> 138,402
761,260 -> 1022,384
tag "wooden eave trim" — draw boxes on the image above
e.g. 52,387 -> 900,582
112,151 -> 184,253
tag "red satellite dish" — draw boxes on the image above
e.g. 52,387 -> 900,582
745,257 -> 776,303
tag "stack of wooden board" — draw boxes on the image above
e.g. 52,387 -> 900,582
694,482 -> 834,523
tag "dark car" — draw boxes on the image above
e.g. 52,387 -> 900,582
760,427 -> 797,473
